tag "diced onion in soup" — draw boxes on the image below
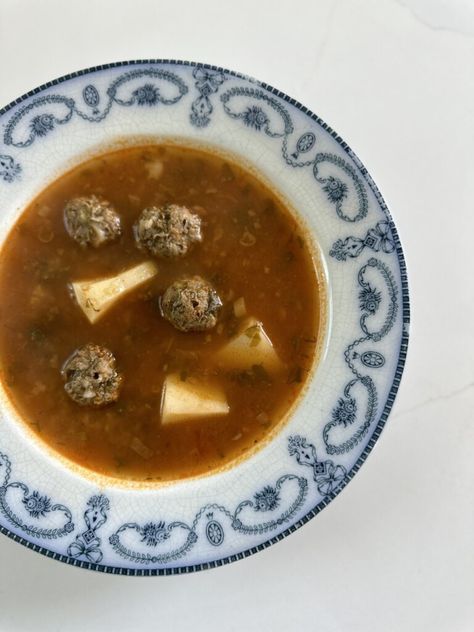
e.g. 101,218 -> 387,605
233,296 -> 247,318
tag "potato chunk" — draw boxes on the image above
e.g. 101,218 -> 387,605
71,261 -> 158,323
161,374 -> 229,425
215,318 -> 282,372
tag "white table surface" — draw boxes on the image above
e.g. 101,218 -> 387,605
0,1 -> 473,630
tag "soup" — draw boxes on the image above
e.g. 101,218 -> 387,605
0,144 -> 323,481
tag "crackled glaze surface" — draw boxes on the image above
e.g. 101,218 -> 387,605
0,60 -> 409,574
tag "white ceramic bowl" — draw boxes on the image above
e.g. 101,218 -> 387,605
0,60 -> 409,574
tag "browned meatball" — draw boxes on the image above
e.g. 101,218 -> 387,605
64,195 -> 122,248
160,276 -> 222,332
134,204 -> 202,258
61,344 -> 122,406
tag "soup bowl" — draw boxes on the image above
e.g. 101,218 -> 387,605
0,60 -> 409,574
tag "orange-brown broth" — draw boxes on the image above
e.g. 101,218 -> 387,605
0,144 -> 321,481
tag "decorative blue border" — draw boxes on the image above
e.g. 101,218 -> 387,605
0,59 -> 409,575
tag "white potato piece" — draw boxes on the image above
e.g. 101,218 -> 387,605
161,374 -> 229,425
71,261 -> 158,323
215,318 -> 282,372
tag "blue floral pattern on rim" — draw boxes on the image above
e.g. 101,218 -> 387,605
0,452 -> 74,539
0,60 -> 409,575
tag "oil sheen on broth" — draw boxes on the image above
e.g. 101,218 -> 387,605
0,144 -> 322,481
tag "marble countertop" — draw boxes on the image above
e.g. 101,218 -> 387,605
0,0 -> 472,630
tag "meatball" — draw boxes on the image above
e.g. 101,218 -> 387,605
64,195 -> 122,248
134,204 -> 202,258
160,276 -> 222,332
61,344 -> 123,407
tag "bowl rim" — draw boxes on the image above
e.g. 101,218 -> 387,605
0,58 -> 410,575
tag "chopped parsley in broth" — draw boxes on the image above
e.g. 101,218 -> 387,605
0,144 -> 322,481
